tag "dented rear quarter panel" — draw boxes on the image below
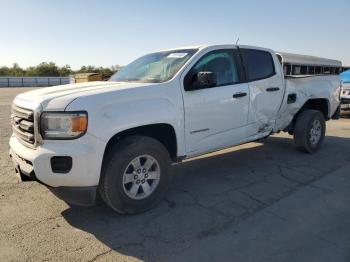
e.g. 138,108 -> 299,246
275,75 -> 341,131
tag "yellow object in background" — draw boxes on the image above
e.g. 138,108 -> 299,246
72,73 -> 103,83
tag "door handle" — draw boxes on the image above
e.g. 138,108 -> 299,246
232,92 -> 247,98
266,87 -> 280,92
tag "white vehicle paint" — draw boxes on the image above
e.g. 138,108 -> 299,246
9,45 -> 341,211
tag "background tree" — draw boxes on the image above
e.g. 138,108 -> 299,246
1,63 -> 26,76
33,62 -> 60,76
0,66 -> 11,76
58,65 -> 73,76
0,63 -> 121,77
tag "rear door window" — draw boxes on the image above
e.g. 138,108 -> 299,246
240,49 -> 275,81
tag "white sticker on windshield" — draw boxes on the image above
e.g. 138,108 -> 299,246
167,53 -> 188,58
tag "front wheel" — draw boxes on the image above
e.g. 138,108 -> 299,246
99,135 -> 172,214
293,109 -> 326,153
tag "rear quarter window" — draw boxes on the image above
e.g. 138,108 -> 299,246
241,49 -> 275,81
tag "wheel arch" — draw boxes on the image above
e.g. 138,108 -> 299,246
299,98 -> 330,119
284,98 -> 330,134
294,98 -> 330,124
102,123 -> 179,165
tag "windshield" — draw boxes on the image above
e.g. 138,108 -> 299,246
110,49 -> 198,83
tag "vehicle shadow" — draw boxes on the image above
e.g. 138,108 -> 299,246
61,135 -> 350,261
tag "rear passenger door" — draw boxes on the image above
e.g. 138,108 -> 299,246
240,48 -> 284,137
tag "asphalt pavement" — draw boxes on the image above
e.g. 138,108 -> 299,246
0,87 -> 349,262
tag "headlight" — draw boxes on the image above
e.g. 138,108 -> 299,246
40,112 -> 88,139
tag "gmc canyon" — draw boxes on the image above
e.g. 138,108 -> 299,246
9,45 -> 341,214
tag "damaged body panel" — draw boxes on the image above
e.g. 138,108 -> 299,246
275,75 -> 341,132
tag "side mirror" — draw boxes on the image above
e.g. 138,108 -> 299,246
192,71 -> 217,89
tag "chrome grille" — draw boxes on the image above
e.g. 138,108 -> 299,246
11,105 -> 36,145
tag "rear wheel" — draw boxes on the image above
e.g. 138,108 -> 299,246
293,109 -> 326,153
99,135 -> 172,214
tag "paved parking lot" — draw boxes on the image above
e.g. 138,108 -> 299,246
1,88 -> 350,262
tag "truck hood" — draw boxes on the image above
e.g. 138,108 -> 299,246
15,81 -> 156,110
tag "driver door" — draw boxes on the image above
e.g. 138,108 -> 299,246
182,49 -> 250,155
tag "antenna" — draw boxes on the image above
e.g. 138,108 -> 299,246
235,37 -> 240,45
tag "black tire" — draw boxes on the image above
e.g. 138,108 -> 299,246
293,109 -> 326,153
99,135 -> 172,214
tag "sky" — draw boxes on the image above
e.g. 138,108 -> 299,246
0,0 -> 349,69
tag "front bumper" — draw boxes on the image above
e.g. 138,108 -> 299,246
9,133 -> 105,206
341,84 -> 350,109
9,147 -> 97,206
341,98 -> 350,110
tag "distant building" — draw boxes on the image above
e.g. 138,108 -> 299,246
70,73 -> 103,84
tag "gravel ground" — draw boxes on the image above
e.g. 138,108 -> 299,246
0,87 -> 350,262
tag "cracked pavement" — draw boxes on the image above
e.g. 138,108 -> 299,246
1,88 -> 350,261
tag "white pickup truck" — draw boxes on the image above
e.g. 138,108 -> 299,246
9,45 -> 341,214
